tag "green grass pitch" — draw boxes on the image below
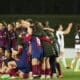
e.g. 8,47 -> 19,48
0,59 -> 80,80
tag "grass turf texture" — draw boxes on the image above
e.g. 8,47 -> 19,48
0,59 -> 80,80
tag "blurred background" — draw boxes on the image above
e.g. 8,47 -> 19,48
0,0 -> 80,49
0,0 -> 80,14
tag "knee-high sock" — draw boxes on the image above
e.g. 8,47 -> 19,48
38,63 -> 42,75
46,69 -> 51,76
75,59 -> 80,70
23,73 -> 29,78
71,59 -> 76,65
6,69 -> 17,77
50,56 -> 56,74
56,62 -> 62,75
32,65 -> 38,76
61,55 -> 67,67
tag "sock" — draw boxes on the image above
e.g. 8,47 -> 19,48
23,73 -> 29,78
61,56 -> 67,67
52,73 -> 57,78
0,55 -> 2,68
46,69 -> 51,75
71,59 -> 76,68
38,63 -> 42,75
6,69 -> 17,77
32,65 -> 38,76
71,59 -> 76,65
41,69 -> 45,75
56,62 -> 62,75
75,59 -> 80,70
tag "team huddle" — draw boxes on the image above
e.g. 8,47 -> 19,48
0,19 -> 80,79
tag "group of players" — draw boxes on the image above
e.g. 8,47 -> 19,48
0,19 -> 79,79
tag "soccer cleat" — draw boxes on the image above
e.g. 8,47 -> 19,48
57,74 -> 63,78
52,73 -> 57,78
10,76 -> 17,79
33,75 -> 40,78
40,75 -> 46,79
46,75 -> 51,79
70,64 -> 74,69
29,72 -> 33,79
65,67 -> 71,69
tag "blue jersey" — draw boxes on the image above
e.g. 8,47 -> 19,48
3,28 -> 8,49
7,31 -> 17,49
31,36 -> 43,60
21,34 -> 43,60
0,30 -> 6,47
16,48 -> 28,62
15,48 -> 31,73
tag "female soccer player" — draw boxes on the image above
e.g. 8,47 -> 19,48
31,22 -> 53,79
56,23 -> 73,68
44,26 -> 63,78
7,23 -> 17,50
70,24 -> 80,71
19,20 -> 43,78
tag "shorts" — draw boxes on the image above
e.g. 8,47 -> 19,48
15,60 -> 31,73
59,44 -> 64,52
75,45 -> 80,53
32,47 -> 43,60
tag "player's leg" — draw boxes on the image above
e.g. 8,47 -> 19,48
41,57 -> 46,79
46,57 -> 51,79
0,61 -> 8,74
0,48 -> 4,68
18,70 -> 29,79
60,50 -> 68,68
70,53 -> 77,69
6,61 -> 17,78
50,56 -> 57,78
56,57 -> 63,78
74,52 -> 80,71
32,58 -> 39,77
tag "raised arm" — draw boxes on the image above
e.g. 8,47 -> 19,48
63,23 -> 73,35
43,27 -> 55,32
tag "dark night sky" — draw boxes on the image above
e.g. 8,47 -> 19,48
0,0 -> 80,14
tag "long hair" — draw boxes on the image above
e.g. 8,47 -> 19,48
75,24 -> 80,32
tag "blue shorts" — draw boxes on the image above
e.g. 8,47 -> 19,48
32,47 -> 43,60
15,60 -> 31,73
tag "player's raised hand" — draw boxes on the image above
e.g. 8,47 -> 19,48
68,23 -> 73,28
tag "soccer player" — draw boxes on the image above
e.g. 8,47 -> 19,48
70,24 -> 80,71
0,22 -> 8,68
56,23 -> 73,68
15,20 -> 24,44
7,23 -> 17,50
7,44 -> 31,79
0,50 -> 14,74
20,20 -> 43,78
0,22 -> 6,49
44,26 -> 63,78
31,22 -> 53,79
